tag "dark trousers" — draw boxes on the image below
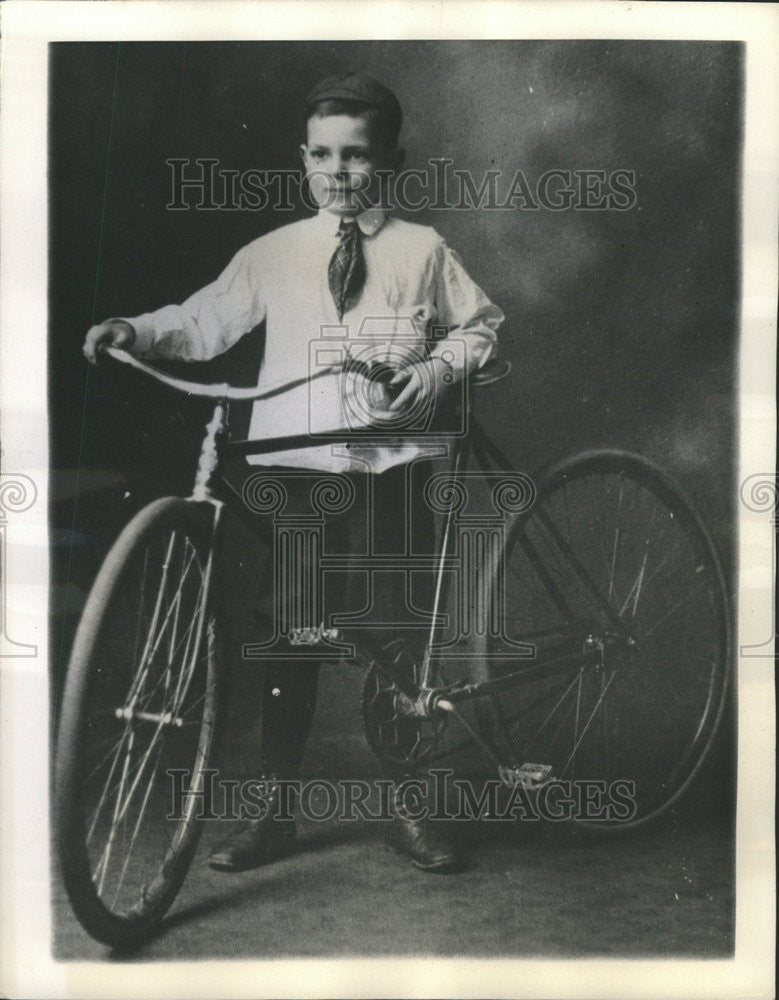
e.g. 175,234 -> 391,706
217,459 -> 436,781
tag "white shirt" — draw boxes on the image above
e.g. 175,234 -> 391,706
126,209 -> 504,472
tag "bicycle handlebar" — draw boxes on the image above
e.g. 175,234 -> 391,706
100,346 -> 511,401
100,346 -> 342,401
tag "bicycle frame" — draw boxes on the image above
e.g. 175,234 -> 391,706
55,346 -> 730,921
98,347 -> 637,771
182,399 -> 595,773
53,347 -> 732,962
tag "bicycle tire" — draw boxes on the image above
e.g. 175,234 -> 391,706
55,497 -> 221,947
477,449 -> 731,830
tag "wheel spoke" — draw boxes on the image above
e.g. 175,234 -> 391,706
58,504 -> 219,939
94,727 -> 135,894
86,721 -> 134,843
111,740 -> 164,910
484,456 -> 729,829
518,669 -> 585,753
608,477 -> 625,598
635,577 -> 709,640
618,539 -> 649,618
559,669 -> 617,779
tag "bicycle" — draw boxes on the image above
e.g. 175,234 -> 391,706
54,346 -> 731,948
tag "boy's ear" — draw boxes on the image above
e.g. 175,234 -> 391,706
299,143 -> 308,164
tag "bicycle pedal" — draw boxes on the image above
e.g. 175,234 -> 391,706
499,763 -> 554,789
288,624 -> 340,646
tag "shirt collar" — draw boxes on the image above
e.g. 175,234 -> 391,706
315,206 -> 388,237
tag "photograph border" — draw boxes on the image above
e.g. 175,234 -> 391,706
1,2 -> 776,998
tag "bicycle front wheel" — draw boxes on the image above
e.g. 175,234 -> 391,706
481,450 -> 730,830
55,497 -> 220,947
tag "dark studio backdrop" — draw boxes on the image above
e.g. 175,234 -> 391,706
49,41 -> 741,794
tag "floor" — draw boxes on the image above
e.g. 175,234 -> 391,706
51,629 -> 736,963
53,796 -> 734,961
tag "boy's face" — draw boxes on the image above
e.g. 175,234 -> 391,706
301,112 -> 400,216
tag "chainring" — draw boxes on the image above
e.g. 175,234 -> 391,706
361,642 -> 447,769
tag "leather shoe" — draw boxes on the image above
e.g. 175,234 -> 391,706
384,815 -> 461,873
208,816 -> 296,872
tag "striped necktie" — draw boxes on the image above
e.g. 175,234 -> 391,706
328,217 -> 365,320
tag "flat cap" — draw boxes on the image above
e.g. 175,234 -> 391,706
306,72 -> 402,125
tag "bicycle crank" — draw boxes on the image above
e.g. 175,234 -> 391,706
361,659 -> 449,769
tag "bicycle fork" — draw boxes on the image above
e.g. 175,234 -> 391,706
114,399 -> 228,730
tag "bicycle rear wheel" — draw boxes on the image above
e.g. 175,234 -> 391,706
55,497 -> 220,947
480,450 -> 730,830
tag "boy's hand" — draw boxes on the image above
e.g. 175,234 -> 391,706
83,320 -> 136,364
387,358 -> 454,413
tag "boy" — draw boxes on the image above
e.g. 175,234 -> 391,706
83,72 -> 504,873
